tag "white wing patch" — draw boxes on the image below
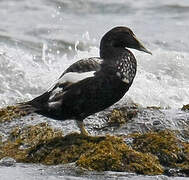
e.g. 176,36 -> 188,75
48,71 -> 95,93
58,71 -> 95,84
48,71 -> 95,100
48,100 -> 62,109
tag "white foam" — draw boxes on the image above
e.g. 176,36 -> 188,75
0,41 -> 188,109
127,48 -> 189,108
0,43 -> 99,107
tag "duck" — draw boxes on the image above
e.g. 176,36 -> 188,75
18,26 -> 152,136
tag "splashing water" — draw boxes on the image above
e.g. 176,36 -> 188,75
0,36 -> 189,108
0,40 -> 188,109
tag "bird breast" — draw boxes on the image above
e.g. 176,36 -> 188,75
115,53 -> 137,84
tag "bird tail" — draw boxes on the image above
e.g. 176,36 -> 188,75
0,102 -> 37,121
0,92 -> 52,122
16,101 -> 38,115
16,91 -> 51,115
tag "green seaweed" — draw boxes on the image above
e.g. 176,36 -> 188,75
0,122 -> 163,175
26,133 -> 105,165
107,107 -> 138,126
77,135 -> 163,175
0,106 -> 27,123
0,122 -> 63,162
131,130 -> 182,166
1,103 -> 189,176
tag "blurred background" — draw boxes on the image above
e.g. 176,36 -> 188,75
0,0 -> 189,108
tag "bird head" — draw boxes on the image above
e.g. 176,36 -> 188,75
100,26 -> 152,55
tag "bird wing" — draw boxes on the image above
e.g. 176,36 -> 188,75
27,57 -> 102,110
60,57 -> 102,77
47,57 -> 102,101
47,70 -> 128,120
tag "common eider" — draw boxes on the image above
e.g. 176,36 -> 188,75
18,26 -> 152,135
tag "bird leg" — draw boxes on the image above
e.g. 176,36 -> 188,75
76,120 -> 89,136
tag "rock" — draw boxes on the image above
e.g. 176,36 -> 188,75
107,107 -> 138,127
0,157 -> 16,167
131,130 -> 182,166
0,122 -> 63,162
0,122 -> 163,175
181,104 -> 189,111
1,104 -> 189,176
130,130 -> 189,176
77,135 -> 163,175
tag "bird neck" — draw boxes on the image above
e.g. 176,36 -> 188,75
100,45 -> 125,60
99,47 -> 137,84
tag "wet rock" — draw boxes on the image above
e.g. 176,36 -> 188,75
175,142 -> 189,172
1,104 -> 189,176
107,107 -> 138,127
182,104 -> 189,111
147,106 -> 162,110
0,122 -> 63,162
152,120 -> 161,126
0,157 -> 16,167
0,122 -> 163,175
9,122 -> 63,147
130,130 -> 189,176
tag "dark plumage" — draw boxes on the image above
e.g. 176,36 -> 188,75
18,26 -> 151,135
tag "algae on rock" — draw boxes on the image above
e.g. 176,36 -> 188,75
0,121 -> 163,175
0,106 -> 27,123
77,135 -> 163,175
26,133 -> 105,165
107,107 -> 138,126
131,130 -> 189,171
1,103 -> 189,176
0,122 -> 63,162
